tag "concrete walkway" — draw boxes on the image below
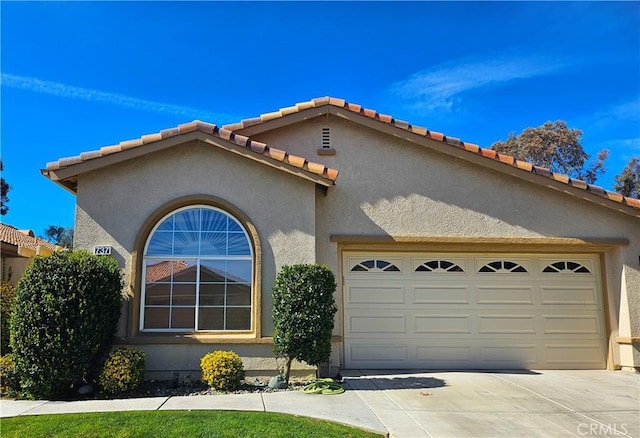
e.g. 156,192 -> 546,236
2,370 -> 638,437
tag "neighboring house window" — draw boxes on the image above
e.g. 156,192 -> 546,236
141,206 -> 253,332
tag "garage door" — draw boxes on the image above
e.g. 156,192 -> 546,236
343,252 -> 606,369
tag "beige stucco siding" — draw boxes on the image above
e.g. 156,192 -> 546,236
74,140 -> 317,341
256,116 -> 640,369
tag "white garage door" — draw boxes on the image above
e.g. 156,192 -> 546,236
343,252 -> 606,369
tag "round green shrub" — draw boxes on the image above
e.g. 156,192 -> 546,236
1,281 -> 17,354
10,250 -> 123,399
0,354 -> 20,396
98,346 -> 146,395
200,350 -> 245,391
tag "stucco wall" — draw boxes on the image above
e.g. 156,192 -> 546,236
73,140 -> 317,375
1,256 -> 31,282
255,116 -> 640,369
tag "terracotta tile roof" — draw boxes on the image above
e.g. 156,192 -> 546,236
145,260 -> 189,283
0,223 -> 60,252
222,97 -> 640,216
42,97 -> 639,217
44,121 -> 338,185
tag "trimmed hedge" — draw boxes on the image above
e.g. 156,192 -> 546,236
10,250 -> 123,399
272,264 -> 337,382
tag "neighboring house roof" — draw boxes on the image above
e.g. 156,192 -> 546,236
42,121 -> 339,193
145,260 -> 190,283
0,223 -> 62,257
41,97 -> 640,218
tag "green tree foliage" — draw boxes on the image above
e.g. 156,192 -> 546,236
1,281 -> 17,354
10,250 -> 123,399
1,160 -> 10,216
491,121 -> 609,184
272,264 -> 337,383
42,225 -> 74,249
613,157 -> 640,199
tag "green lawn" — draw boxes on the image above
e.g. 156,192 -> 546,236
1,410 -> 383,437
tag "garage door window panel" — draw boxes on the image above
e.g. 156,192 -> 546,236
415,260 -> 465,273
479,260 -> 529,273
542,261 -> 592,274
350,259 -> 400,272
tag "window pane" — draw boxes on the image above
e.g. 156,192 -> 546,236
200,260 -> 226,282
227,283 -> 251,305
226,260 -> 252,283
157,217 -> 174,231
172,260 -> 197,282
200,233 -> 227,256
146,260 -> 174,282
144,307 -> 169,329
171,307 -> 195,329
173,232 -> 200,255
172,283 -> 196,305
198,307 -> 224,330
228,218 -> 243,232
174,209 -> 201,231
199,283 -> 225,305
201,209 -> 227,232
145,284 -> 170,305
228,233 -> 251,255
226,307 -> 251,330
147,233 -> 173,255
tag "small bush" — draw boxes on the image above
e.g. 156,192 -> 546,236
1,281 -> 17,354
200,350 -> 245,391
10,250 -> 123,399
98,346 -> 146,395
0,354 -> 20,396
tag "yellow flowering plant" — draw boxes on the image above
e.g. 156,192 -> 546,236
200,350 -> 245,391
98,346 -> 146,395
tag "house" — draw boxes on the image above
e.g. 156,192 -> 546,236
0,223 -> 62,282
42,97 -> 640,377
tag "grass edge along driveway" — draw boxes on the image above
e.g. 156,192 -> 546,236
1,410 -> 384,437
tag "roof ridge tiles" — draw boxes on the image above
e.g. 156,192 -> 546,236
42,96 -> 637,214
44,117 -> 338,184
217,96 -> 638,214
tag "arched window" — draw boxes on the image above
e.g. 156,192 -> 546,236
141,206 -> 253,332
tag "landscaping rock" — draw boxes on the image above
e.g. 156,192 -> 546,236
268,375 -> 288,389
77,384 -> 94,395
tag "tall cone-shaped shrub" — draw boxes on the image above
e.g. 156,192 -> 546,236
272,264 -> 336,383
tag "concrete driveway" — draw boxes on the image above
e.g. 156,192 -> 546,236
342,369 -> 639,438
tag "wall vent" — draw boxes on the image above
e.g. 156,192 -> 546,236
321,127 -> 331,149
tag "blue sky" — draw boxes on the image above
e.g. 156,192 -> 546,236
2,2 -> 639,236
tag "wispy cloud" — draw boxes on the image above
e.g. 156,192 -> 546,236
1,73 -> 237,123
591,98 -> 640,125
390,54 -> 570,112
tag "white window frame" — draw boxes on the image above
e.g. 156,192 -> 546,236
139,205 -> 253,333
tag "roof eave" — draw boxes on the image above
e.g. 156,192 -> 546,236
42,131 -> 335,194
331,105 -> 640,220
